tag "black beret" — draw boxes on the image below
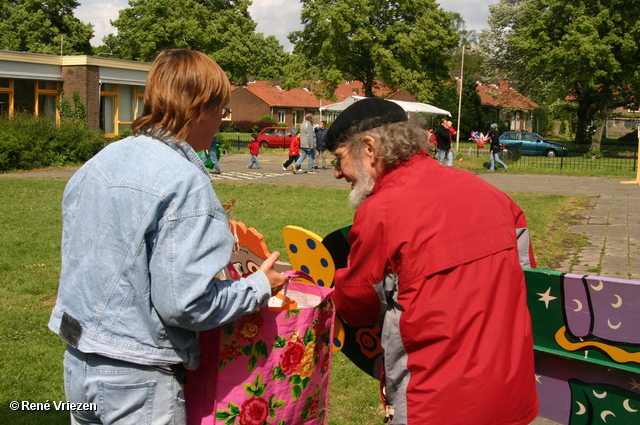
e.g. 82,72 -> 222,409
325,97 -> 408,151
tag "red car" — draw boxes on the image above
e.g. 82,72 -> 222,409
256,127 -> 299,148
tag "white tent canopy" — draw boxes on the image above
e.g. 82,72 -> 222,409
320,95 -> 451,116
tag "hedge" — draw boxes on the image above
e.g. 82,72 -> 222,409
0,113 -> 105,173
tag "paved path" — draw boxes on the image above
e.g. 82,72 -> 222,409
3,153 -> 639,281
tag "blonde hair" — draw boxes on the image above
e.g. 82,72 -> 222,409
133,49 -> 230,142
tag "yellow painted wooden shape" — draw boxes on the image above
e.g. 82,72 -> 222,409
282,225 -> 336,289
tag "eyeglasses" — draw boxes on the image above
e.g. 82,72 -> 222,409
222,107 -> 232,119
330,148 -> 350,171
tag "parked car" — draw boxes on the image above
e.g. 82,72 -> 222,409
256,127 -> 299,148
499,131 -> 568,157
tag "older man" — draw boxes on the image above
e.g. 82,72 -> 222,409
293,113 -> 317,174
325,98 -> 538,425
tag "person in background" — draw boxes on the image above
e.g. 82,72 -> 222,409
435,118 -> 453,166
201,134 -> 222,174
488,123 -> 508,172
247,133 -> 261,169
294,113 -> 317,174
325,98 -> 538,425
283,132 -> 301,172
447,120 -> 457,143
314,120 -> 328,169
48,49 -> 287,425
426,127 -> 437,157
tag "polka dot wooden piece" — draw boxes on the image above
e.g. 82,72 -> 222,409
282,225 -> 336,288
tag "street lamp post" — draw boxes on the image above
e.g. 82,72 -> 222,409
456,44 -> 465,153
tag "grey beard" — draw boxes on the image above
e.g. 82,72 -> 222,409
349,159 -> 376,209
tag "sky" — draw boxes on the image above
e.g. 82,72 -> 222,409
75,0 -> 496,52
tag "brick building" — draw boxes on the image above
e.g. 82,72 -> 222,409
229,80 -> 417,127
475,80 -> 539,131
3,50 -> 537,136
0,50 -> 151,137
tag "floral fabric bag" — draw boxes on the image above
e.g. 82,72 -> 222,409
185,278 -> 335,425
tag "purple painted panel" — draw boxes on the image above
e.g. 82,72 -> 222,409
563,274 -> 592,339
583,276 -> 640,344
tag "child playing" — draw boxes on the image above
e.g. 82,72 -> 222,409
282,132 -> 301,172
247,134 -> 261,169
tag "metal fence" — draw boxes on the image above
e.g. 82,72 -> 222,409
217,133 -> 252,150
463,143 -> 637,172
217,133 -> 294,151
511,152 -> 637,172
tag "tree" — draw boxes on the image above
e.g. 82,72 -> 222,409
428,76 -> 483,139
287,0 -> 459,101
485,0 -> 640,149
0,0 -> 93,55
479,1 -> 533,95
458,76 -> 485,137
106,0 -> 288,84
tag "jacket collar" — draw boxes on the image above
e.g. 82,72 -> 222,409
371,151 -> 432,195
151,131 -> 212,181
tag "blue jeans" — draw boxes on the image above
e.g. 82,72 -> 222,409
201,149 -> 220,172
295,148 -> 316,172
247,154 -> 261,169
490,152 -> 508,171
63,346 -> 186,425
315,149 -> 327,168
437,148 -> 453,166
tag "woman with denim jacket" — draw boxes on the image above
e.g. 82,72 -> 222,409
48,49 -> 287,425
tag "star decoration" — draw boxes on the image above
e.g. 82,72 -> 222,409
535,374 -> 542,384
537,287 -> 557,309
630,377 -> 640,391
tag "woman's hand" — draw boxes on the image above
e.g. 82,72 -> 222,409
259,251 -> 288,296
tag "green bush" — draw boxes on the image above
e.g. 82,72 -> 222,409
0,113 -> 105,172
218,120 -> 285,133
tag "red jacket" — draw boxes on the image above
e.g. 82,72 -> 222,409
248,140 -> 259,155
334,153 -> 538,425
288,137 -> 300,156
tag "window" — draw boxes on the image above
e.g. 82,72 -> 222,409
100,84 -> 117,137
100,83 -> 145,137
0,78 -> 12,115
277,110 -> 286,123
36,80 -> 60,122
118,85 -> 134,134
14,79 -> 35,113
0,79 -> 59,122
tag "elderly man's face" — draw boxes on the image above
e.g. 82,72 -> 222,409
333,146 -> 377,209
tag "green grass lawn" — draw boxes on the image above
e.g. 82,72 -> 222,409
0,179 -> 590,424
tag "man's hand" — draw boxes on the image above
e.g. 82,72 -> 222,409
259,251 -> 288,296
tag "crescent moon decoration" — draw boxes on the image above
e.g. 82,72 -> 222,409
623,399 -> 638,413
608,319 -> 622,330
594,390 -> 608,399
575,401 -> 586,415
591,280 -> 604,291
611,294 -> 623,308
573,299 -> 583,312
600,410 -> 616,422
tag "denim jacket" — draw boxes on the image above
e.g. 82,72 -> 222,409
48,134 -> 271,369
